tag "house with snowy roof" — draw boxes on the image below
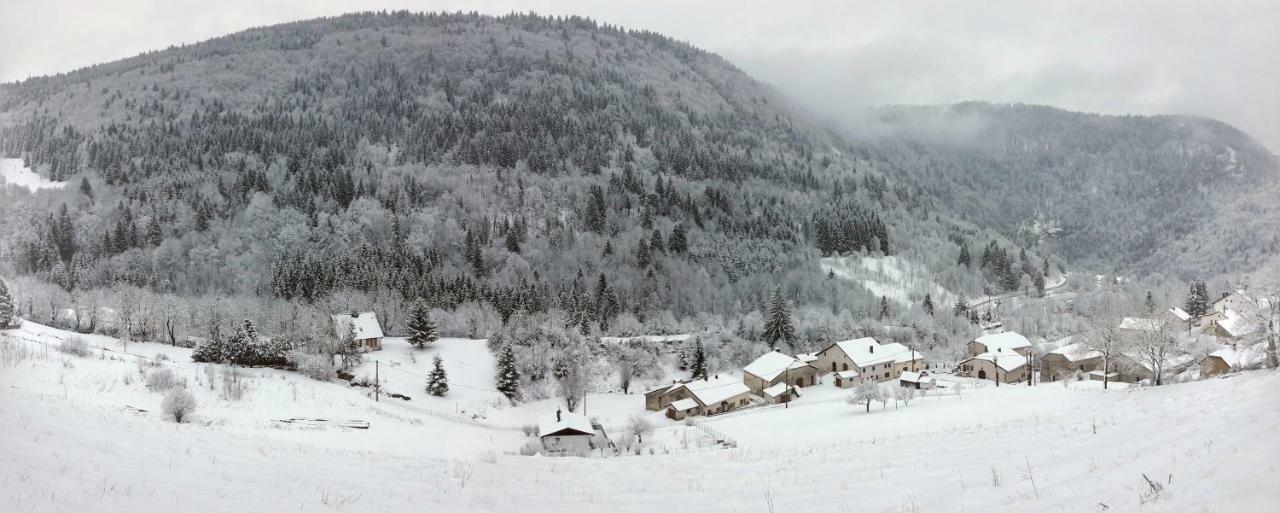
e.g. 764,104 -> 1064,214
645,375 -> 754,419
1200,342 -> 1268,377
898,370 -> 935,389
1213,308 -> 1261,345
330,311 -> 384,351
957,348 -> 1029,384
813,337 -> 925,383
330,309 -> 384,350
1040,342 -> 1103,381
1163,307 -> 1194,331
966,331 -> 1032,358
539,409 -> 596,455
742,350 -> 820,395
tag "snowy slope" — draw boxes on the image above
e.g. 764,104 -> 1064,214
2,321 -> 1278,512
0,157 -> 66,192
821,255 -> 958,306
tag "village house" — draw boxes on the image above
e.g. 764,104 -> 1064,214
832,370 -> 862,388
742,350 -> 821,394
538,409 -> 596,455
760,383 -> 795,404
898,370 -> 935,389
1199,343 -> 1267,378
646,375 -> 753,420
957,349 -> 1029,384
966,331 -> 1032,357
1213,309 -> 1261,345
1118,317 -> 1162,341
1040,342 -> 1103,381
814,337 -> 926,382
330,311 -> 384,351
1163,307 -> 1194,332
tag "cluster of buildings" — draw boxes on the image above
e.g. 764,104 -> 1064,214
644,337 -> 931,420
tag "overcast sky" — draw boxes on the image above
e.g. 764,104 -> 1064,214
3,0 -> 1277,150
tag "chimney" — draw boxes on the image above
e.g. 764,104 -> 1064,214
556,409 -> 561,422
869,345 -> 874,353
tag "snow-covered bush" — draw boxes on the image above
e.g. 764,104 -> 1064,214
290,351 -> 336,381
146,367 -> 185,391
162,388 -> 197,423
59,336 -> 90,357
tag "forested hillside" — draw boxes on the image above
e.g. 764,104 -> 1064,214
853,102 -> 1280,279
0,11 -> 1027,372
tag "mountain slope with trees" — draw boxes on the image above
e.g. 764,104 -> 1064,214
851,102 -> 1280,279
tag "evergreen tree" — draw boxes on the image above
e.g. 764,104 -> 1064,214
1033,272 -> 1046,298
1185,281 -> 1210,318
763,286 -> 796,349
407,300 -> 439,348
504,225 -> 522,253
601,239 -> 614,257
426,355 -> 449,396
957,244 -> 971,267
953,298 -> 969,318
1144,290 -> 1156,315
667,223 -> 688,254
0,278 -> 14,328
877,296 -> 891,320
689,340 -> 708,380
495,344 -> 520,404
78,177 -> 92,198
649,229 -> 666,254
922,293 -> 935,316
634,238 -> 652,269
583,185 -> 607,233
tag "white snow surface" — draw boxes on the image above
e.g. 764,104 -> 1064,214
0,157 -> 66,191
2,320 -> 1278,512
974,331 -> 1032,352
820,255 -> 957,307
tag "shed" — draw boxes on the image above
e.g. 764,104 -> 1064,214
539,409 -> 596,455
331,312 -> 384,351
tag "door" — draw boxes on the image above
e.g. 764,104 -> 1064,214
978,369 -> 987,379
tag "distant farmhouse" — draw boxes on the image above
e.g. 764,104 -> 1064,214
1041,342 -> 1102,381
742,350 -> 821,395
1205,291 -> 1270,345
813,337 -> 926,383
331,311 -> 384,351
958,331 -> 1032,384
538,409 -> 596,455
644,375 -> 753,420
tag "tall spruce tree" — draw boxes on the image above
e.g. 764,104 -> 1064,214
922,293 -> 935,316
957,244 -> 971,267
763,286 -> 796,349
495,344 -> 520,404
1144,290 -> 1156,315
878,296 -> 891,320
426,355 -> 449,396
689,340 -> 708,380
407,300 -> 439,348
1185,281 -> 1210,318
0,278 -> 14,328
667,223 -> 688,254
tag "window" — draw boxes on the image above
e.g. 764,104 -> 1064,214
842,363 -> 849,371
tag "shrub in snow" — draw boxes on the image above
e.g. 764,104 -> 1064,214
162,388 -> 197,423
222,368 -> 248,400
191,319 -> 291,367
146,368 -> 185,391
290,351 -> 336,381
59,336 -> 90,357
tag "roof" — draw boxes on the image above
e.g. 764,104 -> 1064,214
899,371 -> 933,384
1217,309 -> 1259,338
1048,342 -> 1103,362
973,332 -> 1031,352
667,398 -> 699,411
538,410 -> 594,438
762,382 -> 791,398
674,375 -> 752,406
965,352 -> 1027,372
796,352 -> 818,363
834,370 -> 861,380
1119,317 -> 1162,331
743,351 -> 814,381
1167,307 -> 1191,321
828,338 -> 924,367
1087,370 -> 1119,378
1206,342 -> 1267,368
331,312 -> 384,340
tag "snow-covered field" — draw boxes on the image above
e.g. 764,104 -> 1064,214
0,157 -> 66,192
822,255 -> 958,306
2,320 -> 1277,512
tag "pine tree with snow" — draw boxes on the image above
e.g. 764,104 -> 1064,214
495,344 -> 520,404
763,286 -> 796,350
667,223 -> 688,254
1185,281 -> 1209,318
689,340 -> 708,380
1144,290 -> 1156,315
1033,272 -> 1046,298
634,238 -> 652,269
957,244 -> 971,267
601,239 -> 614,257
922,293 -> 935,316
953,298 -> 969,318
878,296 -> 891,320
426,355 -> 449,396
0,278 -> 13,328
407,300 -> 439,348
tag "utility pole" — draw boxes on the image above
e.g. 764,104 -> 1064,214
374,360 -> 380,402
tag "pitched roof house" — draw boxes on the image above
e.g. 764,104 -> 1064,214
814,337 -> 925,382
539,409 -> 596,455
1041,342 -> 1103,381
742,351 -> 820,394
331,311 -> 384,351
649,375 -> 754,419
966,332 -> 1032,357
958,349 -> 1029,384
